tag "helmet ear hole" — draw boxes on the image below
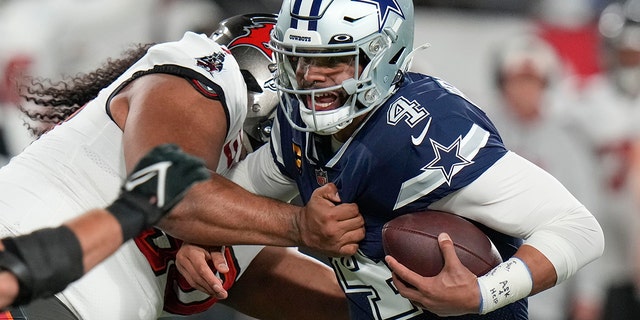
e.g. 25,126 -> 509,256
389,47 -> 406,65
241,70 -> 263,93
359,50 -> 371,67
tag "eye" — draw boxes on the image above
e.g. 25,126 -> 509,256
326,56 -> 354,66
297,56 -> 355,68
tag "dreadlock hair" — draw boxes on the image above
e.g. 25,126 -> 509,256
18,43 -> 154,136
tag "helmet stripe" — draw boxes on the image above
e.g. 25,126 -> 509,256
308,0 -> 322,30
291,0 -> 302,28
290,0 -> 325,31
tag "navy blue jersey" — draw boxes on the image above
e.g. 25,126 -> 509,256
271,73 -> 526,319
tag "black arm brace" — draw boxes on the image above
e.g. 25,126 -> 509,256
0,226 -> 83,307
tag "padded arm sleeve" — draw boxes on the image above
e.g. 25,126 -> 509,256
227,143 -> 299,202
429,151 -> 605,284
0,226 -> 83,306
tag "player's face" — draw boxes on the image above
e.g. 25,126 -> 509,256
293,55 -> 360,112
616,47 -> 640,68
501,68 -> 546,122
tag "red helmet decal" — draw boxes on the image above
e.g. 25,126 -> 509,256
229,22 -> 275,59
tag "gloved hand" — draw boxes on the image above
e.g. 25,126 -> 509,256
107,144 -> 211,240
0,144 -> 211,308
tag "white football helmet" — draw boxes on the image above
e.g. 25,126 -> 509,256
210,13 -> 279,151
492,34 -> 561,88
271,0 -> 415,135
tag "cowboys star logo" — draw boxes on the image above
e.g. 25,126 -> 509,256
423,136 -> 473,185
352,0 -> 405,32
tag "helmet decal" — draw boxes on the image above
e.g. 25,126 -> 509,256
290,0 -> 321,30
353,0 -> 405,32
211,13 -> 280,151
229,22 -> 275,59
195,51 -> 226,74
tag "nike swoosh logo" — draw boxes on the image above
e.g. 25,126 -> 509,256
124,161 -> 172,207
411,118 -> 432,146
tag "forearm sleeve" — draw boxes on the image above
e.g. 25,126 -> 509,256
430,151 -> 605,283
227,143 -> 299,202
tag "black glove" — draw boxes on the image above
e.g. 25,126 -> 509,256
107,144 -> 210,240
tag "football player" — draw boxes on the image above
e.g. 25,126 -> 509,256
179,0 -> 605,319
0,14 -> 360,320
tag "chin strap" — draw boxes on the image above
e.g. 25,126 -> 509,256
400,42 -> 431,72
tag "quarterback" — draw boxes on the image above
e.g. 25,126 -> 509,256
180,0 -> 605,319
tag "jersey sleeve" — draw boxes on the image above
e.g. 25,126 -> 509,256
108,32 -> 248,139
428,151 -> 605,284
383,78 -> 508,211
226,142 -> 299,202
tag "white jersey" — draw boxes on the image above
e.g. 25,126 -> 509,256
0,32 -> 262,319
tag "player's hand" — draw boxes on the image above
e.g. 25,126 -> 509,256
175,243 -> 229,299
0,270 -> 19,310
297,183 -> 364,257
385,233 -> 480,316
108,144 -> 211,240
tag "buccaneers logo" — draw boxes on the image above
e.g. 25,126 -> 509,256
196,51 -> 226,74
229,21 -> 275,59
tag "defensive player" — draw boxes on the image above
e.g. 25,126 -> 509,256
178,0 -> 605,319
0,14 -> 359,320
0,143 -> 210,310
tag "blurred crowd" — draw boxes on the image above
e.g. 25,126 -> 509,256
1,0 -> 639,319
0,0 -> 227,166
487,1 -> 640,320
478,1 -> 640,319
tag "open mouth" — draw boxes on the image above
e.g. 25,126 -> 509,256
306,91 -> 342,111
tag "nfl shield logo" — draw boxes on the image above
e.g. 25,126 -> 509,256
315,168 -> 328,186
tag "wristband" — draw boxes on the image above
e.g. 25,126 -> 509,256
106,193 -> 148,241
1,226 -> 83,306
477,257 -> 532,314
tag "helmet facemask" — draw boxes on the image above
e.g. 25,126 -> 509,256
271,0 -> 414,135
272,39 -> 387,135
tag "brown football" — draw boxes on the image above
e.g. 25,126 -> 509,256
382,210 -> 502,277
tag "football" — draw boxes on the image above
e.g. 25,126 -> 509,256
382,210 -> 502,277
